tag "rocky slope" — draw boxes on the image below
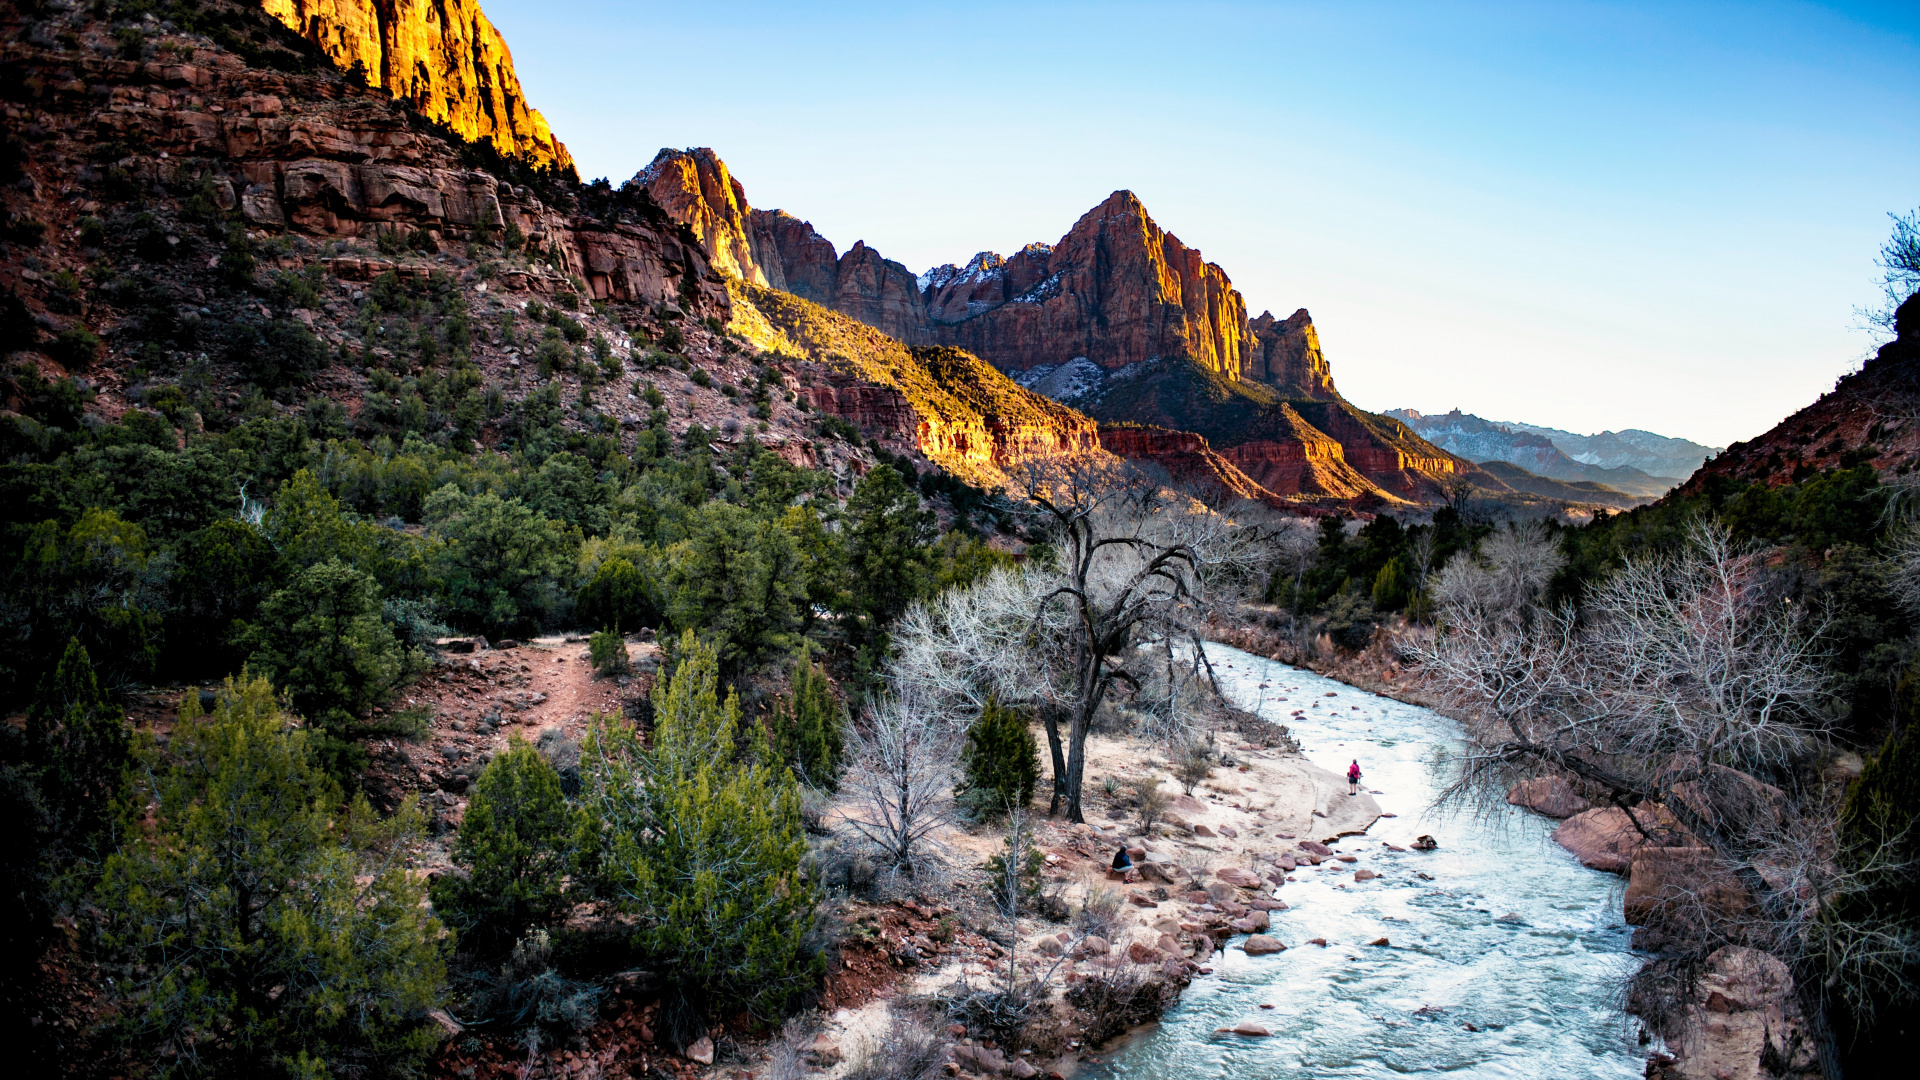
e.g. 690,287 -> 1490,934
259,0 -> 572,173
725,279 -> 1102,489
0,0 -> 1026,516
1682,293 -> 1920,493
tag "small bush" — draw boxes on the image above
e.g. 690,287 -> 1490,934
689,367 -> 711,388
1135,777 -> 1170,833
959,697 -> 1040,816
433,736 -> 575,953
588,627 -> 629,676
472,930 -> 601,1031
1074,885 -> 1124,940
1175,744 -> 1213,795
1065,966 -> 1176,1046
49,326 -> 103,370
984,823 -> 1045,918
658,324 -> 684,352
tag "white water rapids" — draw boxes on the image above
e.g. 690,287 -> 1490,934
1085,644 -> 1651,1079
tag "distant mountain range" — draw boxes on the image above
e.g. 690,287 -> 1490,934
1383,409 -> 1720,497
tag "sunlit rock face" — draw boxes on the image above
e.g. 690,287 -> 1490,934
259,0 -> 572,172
925,191 -> 1252,382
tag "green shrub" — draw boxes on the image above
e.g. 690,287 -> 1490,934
959,697 -> 1040,816
769,643 -> 844,790
433,735 -> 575,954
689,367 -> 711,388
94,676 -> 446,1076
23,638 -> 128,852
244,558 -> 417,730
576,555 -> 657,631
659,324 -> 684,353
375,228 -> 408,256
588,627 -> 629,675
578,634 -> 820,1021
49,326 -> 103,370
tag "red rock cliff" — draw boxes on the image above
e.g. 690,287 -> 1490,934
1250,308 -> 1336,398
925,191 -> 1251,380
259,0 -> 571,172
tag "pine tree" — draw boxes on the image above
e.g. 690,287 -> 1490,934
94,675 -> 446,1077
434,735 -> 576,954
24,636 -> 128,849
769,643 -> 844,790
960,697 -> 1041,816
579,633 -> 820,1021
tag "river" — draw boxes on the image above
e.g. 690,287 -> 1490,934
1087,645 -> 1650,1079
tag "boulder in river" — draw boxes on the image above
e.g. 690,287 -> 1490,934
1298,840 -> 1334,857
1551,806 -> 1690,873
1506,776 -> 1592,818
1218,1021 -> 1272,1036
1241,934 -> 1285,955
1411,835 -> 1439,851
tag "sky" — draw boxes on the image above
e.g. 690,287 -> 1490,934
482,1 -> 1920,448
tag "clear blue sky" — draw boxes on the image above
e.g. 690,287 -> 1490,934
484,1 -> 1919,447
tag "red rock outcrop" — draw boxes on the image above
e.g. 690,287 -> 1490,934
1096,425 -> 1281,505
1217,404 -> 1384,502
927,191 -> 1251,380
12,31 -> 723,315
1249,308 -> 1337,398
730,282 -> 1099,487
259,0 -> 572,172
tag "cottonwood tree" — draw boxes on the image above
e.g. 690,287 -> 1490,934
1418,520 -> 1862,1071
889,458 -> 1271,823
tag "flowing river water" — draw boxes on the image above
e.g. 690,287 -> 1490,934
1087,645 -> 1651,1079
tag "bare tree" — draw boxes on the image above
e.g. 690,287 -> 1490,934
1267,517 -> 1321,643
1418,519 -> 1856,1070
1429,519 -> 1564,624
838,690 -> 957,883
1855,207 -> 1920,341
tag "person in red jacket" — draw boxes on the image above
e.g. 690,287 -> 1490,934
1347,759 -> 1362,796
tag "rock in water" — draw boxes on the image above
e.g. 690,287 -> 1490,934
1506,776 -> 1592,818
1242,935 -> 1285,955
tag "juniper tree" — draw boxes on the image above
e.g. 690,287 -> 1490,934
769,643 -> 844,790
578,634 -> 819,1028
434,735 -> 577,955
94,676 -> 445,1077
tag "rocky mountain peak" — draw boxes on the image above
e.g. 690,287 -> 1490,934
259,0 -> 572,172
1249,308 -> 1336,399
632,147 -> 773,287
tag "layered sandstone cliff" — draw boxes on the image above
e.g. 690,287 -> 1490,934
1097,425 -> 1284,506
922,191 -> 1250,381
19,27 -> 719,315
632,145 -> 1462,509
259,0 -> 572,172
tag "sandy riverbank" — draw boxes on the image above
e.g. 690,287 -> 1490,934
808,723 -> 1385,1077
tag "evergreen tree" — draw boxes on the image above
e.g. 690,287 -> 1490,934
960,697 -> 1041,816
576,554 -> 657,631
94,676 -> 446,1077
433,735 -> 576,955
24,637 -> 129,848
661,502 -> 805,671
245,558 -> 415,730
842,464 -> 936,642
579,634 -> 820,1023
769,643 -> 844,790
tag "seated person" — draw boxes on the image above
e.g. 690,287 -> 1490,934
1110,845 -> 1138,882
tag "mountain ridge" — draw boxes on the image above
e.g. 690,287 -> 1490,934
635,147 -> 1503,511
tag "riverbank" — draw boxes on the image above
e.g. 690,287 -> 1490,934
802,720 -> 1388,1078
